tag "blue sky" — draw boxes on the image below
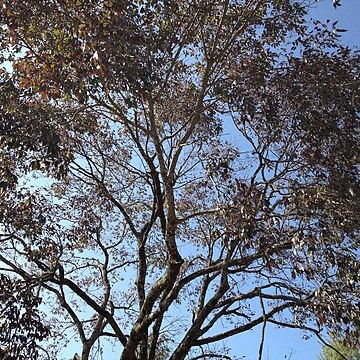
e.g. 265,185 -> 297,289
314,0 -> 360,46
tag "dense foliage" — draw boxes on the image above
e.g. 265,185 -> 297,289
0,0 -> 359,359
0,274 -> 49,359
319,336 -> 360,360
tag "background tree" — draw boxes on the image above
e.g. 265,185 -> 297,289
319,335 -> 360,360
0,0 -> 359,359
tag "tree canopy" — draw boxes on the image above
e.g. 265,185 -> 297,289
0,0 -> 359,359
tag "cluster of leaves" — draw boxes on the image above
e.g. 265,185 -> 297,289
0,72 -> 73,188
0,275 -> 49,359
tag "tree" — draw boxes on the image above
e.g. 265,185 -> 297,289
319,335 -> 360,360
0,0 -> 359,359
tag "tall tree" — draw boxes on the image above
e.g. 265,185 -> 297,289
0,0 -> 359,359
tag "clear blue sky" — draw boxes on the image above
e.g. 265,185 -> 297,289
314,0 -> 360,46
